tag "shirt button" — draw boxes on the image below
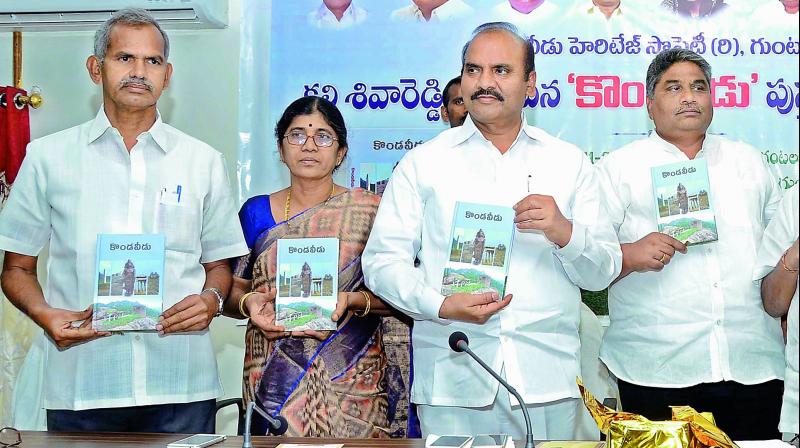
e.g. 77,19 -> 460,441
135,335 -> 141,341
713,282 -> 719,288
715,320 -> 722,326
707,247 -> 712,253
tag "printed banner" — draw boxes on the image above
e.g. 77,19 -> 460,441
239,0 -> 799,200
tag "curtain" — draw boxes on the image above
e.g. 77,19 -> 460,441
0,85 -> 37,427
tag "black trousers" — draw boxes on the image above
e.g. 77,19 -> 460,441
618,379 -> 783,441
46,399 -> 215,433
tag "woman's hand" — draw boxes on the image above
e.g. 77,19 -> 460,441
248,285 -> 341,341
331,291 -> 352,322
245,285 -> 287,340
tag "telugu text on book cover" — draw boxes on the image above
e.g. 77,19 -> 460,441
650,158 -> 718,245
276,237 -> 340,331
442,202 -> 516,297
93,234 -> 165,331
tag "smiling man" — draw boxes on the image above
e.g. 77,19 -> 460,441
363,22 -> 620,440
0,8 -> 247,433
493,0 -> 559,24
597,48 -> 785,440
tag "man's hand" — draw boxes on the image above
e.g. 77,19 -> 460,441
36,305 -> 111,349
157,291 -> 218,335
621,232 -> 687,274
438,292 -> 513,324
513,194 -> 573,247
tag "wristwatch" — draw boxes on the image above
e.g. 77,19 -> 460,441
202,287 -> 224,317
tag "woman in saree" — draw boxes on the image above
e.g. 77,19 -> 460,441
226,96 -> 417,438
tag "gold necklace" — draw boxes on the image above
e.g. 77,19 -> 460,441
284,183 -> 336,222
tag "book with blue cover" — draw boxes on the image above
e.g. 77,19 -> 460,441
276,237 -> 339,331
651,158 -> 718,245
441,202 -> 516,297
92,234 -> 165,331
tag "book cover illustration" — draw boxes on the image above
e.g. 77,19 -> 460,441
441,202 -> 516,297
651,158 -> 718,245
357,162 -> 397,196
276,237 -> 339,331
93,234 -> 165,331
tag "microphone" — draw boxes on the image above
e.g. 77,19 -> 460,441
449,331 -> 535,448
242,400 -> 289,448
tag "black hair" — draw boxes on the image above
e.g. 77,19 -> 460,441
462,22 -> 535,79
275,96 -> 348,151
442,75 -> 462,107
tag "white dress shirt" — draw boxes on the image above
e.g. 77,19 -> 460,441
598,132 -> 785,388
307,2 -> 367,29
391,0 -> 473,22
362,115 -> 621,407
0,108 -> 248,410
492,1 -> 560,23
753,185 -> 799,435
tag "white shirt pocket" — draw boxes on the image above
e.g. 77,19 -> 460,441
154,193 -> 202,253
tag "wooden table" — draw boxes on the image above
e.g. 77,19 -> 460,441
18,431 -> 541,447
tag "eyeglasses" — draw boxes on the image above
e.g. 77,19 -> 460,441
0,427 -> 21,447
283,130 -> 338,148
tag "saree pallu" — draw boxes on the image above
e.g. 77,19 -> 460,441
241,189 -> 416,438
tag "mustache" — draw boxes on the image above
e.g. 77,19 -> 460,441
470,88 -> 504,102
675,104 -> 702,114
119,77 -> 154,91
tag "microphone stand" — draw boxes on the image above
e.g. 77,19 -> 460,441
451,332 -> 535,448
242,401 -> 288,448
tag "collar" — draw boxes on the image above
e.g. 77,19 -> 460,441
587,1 -> 623,16
649,130 -> 716,158
316,3 -> 356,20
452,112 -> 541,148
409,0 -> 462,20
88,107 -> 169,153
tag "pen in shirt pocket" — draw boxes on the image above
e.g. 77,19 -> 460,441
176,185 -> 182,203
527,174 -> 533,194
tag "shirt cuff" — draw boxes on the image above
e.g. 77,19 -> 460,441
553,221 -> 586,264
200,243 -> 249,264
417,286 -> 451,325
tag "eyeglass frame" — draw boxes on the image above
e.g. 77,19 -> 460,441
0,427 -> 21,447
282,130 -> 339,148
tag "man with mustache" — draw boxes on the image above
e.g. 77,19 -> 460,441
364,22 -> 620,440
596,48 -> 785,440
0,9 -> 247,432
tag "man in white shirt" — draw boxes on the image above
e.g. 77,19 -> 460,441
307,0 -> 367,30
363,22 -> 621,441
577,0 -> 623,19
493,0 -> 559,23
0,9 -> 247,432
441,75 -> 467,128
597,48 -> 785,440
392,0 -> 473,22
754,185 -> 799,441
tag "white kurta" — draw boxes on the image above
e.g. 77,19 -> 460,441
0,108 -> 248,410
363,114 -> 621,408
597,132 -> 785,388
